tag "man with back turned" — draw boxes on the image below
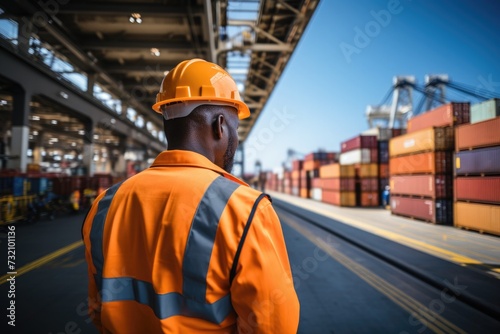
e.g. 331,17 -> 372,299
82,58 -> 299,333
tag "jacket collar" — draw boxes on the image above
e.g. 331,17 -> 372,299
150,150 -> 248,186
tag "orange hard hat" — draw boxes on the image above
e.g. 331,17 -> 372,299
152,58 -> 250,119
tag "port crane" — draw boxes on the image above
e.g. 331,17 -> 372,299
366,74 -> 497,129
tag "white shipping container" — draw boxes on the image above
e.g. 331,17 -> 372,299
340,149 -> 372,165
471,98 -> 500,124
311,188 -> 322,201
292,186 -> 299,196
362,127 -> 393,141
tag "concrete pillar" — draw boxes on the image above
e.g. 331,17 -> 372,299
82,121 -> 95,176
7,87 -> 31,172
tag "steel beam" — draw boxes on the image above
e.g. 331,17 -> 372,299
58,3 -> 203,16
81,39 -> 195,51
0,47 -> 165,153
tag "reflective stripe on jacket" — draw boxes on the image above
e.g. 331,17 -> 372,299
82,150 -> 299,333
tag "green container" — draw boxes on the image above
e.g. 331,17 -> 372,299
471,98 -> 500,124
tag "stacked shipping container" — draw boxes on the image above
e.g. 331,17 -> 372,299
338,135 -> 379,207
302,152 -> 338,200
454,111 -> 500,235
290,160 -> 303,196
389,102 -> 470,224
312,163 -> 355,206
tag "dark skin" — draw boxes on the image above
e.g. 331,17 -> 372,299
162,104 -> 239,172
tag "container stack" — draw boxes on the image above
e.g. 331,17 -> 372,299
454,101 -> 500,235
264,171 -> 278,192
389,102 -> 470,225
302,152 -> 338,200
290,159 -> 303,196
339,135 -> 379,207
361,127 -> 405,206
311,163 -> 355,206
283,171 -> 292,195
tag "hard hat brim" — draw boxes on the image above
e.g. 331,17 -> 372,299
153,97 -> 250,120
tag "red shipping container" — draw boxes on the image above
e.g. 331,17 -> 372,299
341,135 -> 377,153
389,151 -> 452,175
311,178 -> 355,191
361,192 -> 379,207
391,196 -> 453,224
407,102 -> 470,133
304,152 -> 338,162
360,178 -> 378,192
379,164 -> 389,178
454,176 -> 500,204
392,128 -> 405,137
390,174 -> 452,198
292,160 -> 303,171
455,117 -> 500,151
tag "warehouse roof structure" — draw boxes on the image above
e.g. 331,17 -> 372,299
1,0 -> 320,144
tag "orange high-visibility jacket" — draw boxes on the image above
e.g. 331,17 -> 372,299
82,150 -> 299,333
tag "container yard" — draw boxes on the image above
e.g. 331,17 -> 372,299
1,1 -> 499,333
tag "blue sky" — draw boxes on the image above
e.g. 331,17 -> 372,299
242,0 -> 500,173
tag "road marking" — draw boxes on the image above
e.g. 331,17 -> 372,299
1,240 -> 83,285
283,213 -> 466,334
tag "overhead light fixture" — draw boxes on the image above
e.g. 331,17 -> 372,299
129,13 -> 142,24
51,120 -> 58,124
150,48 -> 160,57
32,115 -> 40,121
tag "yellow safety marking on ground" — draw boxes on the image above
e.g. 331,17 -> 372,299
493,268 -> 500,273
0,240 -> 83,285
284,216 -> 466,334
292,203 -> 483,266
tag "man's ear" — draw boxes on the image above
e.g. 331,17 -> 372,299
212,114 -> 225,139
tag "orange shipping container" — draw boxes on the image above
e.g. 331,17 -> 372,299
319,163 -> 355,178
361,192 -> 379,207
303,160 -> 320,171
300,188 -> 309,198
454,201 -> 500,235
322,190 -> 356,207
389,127 -> 454,157
357,163 -> 378,178
455,117 -> 500,151
407,102 -> 470,133
389,151 -> 452,175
